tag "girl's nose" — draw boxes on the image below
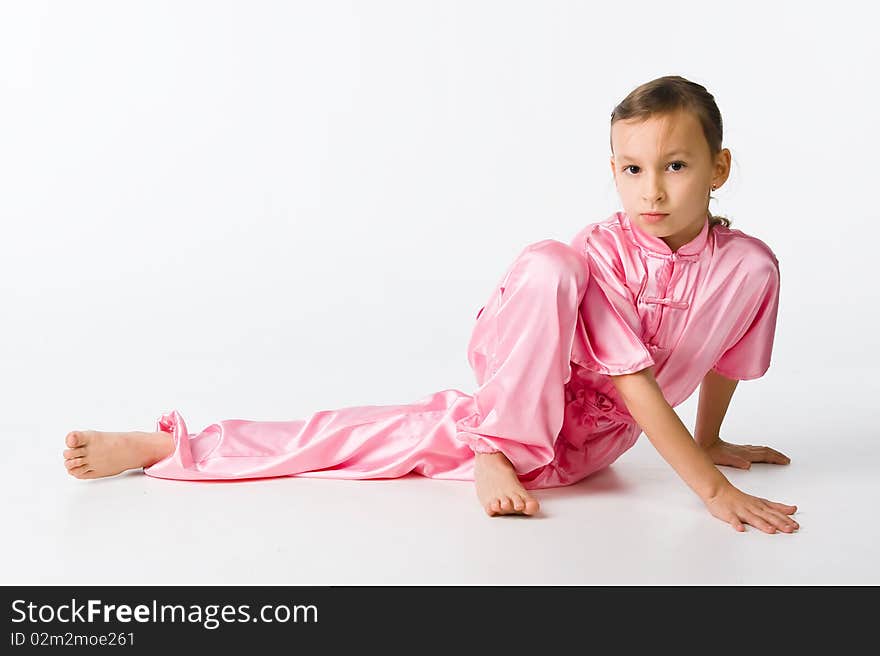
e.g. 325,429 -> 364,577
641,175 -> 664,201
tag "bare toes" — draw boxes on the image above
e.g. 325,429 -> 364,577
65,457 -> 87,470
523,498 -> 540,515
67,464 -> 90,478
66,431 -> 87,448
64,447 -> 86,460
511,494 -> 526,511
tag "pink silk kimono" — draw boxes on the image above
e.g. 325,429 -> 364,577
144,211 -> 780,489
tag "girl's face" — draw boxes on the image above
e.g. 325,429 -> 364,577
610,110 -> 731,251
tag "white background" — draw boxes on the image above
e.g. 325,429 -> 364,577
2,0 -> 878,584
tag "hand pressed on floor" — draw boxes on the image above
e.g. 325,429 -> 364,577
699,436 -> 791,470
703,484 -> 799,533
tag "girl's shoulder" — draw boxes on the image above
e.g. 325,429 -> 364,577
710,222 -> 780,274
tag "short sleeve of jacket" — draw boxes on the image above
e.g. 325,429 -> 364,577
712,257 -> 781,381
568,225 -> 655,376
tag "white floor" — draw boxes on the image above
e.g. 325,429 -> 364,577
4,366 -> 877,586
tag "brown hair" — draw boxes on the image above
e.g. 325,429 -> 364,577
610,75 -> 731,229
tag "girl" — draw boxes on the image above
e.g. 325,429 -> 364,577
62,75 -> 799,534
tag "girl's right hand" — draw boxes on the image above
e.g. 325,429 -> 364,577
703,484 -> 800,533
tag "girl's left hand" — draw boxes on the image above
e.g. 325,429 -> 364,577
699,437 -> 791,470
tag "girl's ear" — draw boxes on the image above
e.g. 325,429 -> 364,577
715,148 -> 732,182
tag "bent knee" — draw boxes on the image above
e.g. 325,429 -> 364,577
516,239 -> 588,289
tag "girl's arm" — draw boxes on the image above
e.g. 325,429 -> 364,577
694,368 -> 738,447
610,368 -> 728,501
694,368 -> 792,469
610,367 -> 799,533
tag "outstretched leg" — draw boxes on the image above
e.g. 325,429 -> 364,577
63,430 -> 173,479
60,239 -> 590,512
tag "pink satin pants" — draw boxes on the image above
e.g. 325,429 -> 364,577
144,240 -> 641,489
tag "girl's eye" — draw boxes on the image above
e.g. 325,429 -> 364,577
623,161 -> 687,174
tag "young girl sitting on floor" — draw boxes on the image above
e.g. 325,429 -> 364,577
63,74 -> 799,535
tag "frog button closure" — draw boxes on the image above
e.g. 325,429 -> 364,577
642,297 -> 689,310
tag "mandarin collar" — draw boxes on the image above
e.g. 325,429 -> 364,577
618,211 -> 710,260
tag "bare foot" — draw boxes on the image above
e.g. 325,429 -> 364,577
63,430 -> 174,479
473,452 -> 540,516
